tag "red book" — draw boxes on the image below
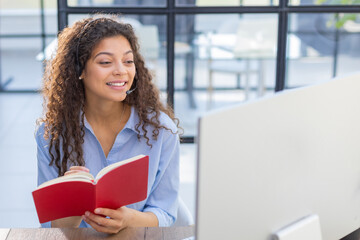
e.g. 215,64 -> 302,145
32,155 -> 149,224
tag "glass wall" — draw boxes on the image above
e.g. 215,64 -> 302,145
0,0 -> 57,91
289,0 -> 360,5
2,0 -> 360,137
67,0 -> 166,7
286,13 -> 360,88
174,13 -> 278,136
176,0 -> 279,6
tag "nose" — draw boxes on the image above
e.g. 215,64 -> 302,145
113,61 -> 126,75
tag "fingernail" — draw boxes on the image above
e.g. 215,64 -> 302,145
94,209 -> 101,214
85,211 -> 90,216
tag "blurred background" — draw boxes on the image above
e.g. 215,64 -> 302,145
1,0 -> 360,227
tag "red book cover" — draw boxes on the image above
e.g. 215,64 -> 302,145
32,155 -> 149,223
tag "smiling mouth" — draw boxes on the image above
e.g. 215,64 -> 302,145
106,82 -> 125,87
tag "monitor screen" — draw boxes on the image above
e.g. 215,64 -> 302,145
196,73 -> 360,240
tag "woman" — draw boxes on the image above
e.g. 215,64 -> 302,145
36,16 -> 181,233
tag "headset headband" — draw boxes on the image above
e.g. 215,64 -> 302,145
75,18 -> 101,77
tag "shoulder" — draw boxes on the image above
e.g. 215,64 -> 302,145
131,107 -> 178,134
34,122 -> 49,146
157,111 -> 178,133
35,122 -> 45,139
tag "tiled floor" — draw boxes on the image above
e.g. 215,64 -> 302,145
0,93 -> 197,228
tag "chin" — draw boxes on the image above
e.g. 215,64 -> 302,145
106,94 -> 127,102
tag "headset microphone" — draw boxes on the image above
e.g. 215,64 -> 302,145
126,87 -> 137,95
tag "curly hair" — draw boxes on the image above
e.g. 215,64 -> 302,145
41,16 -> 180,177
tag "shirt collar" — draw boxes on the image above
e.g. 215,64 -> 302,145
123,106 -> 144,136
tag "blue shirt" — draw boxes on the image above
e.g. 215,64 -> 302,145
36,106 -> 180,228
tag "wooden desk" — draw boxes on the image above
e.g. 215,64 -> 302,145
0,226 -> 195,240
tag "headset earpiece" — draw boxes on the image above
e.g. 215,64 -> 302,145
75,64 -> 81,78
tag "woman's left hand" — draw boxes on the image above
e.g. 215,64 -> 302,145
82,206 -> 134,234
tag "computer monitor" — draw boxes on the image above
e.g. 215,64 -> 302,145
196,73 -> 360,240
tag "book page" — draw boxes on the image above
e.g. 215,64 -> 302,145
95,154 -> 146,181
36,171 -> 95,189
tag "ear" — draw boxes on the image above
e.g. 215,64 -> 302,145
79,68 -> 86,80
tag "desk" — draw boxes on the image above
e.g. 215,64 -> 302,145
0,226 -> 194,240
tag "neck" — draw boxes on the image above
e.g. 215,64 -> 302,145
84,99 -> 126,125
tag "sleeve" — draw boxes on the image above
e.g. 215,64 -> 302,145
143,127 -> 180,227
35,123 -> 59,228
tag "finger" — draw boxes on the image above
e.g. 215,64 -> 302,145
82,215 -> 117,234
84,211 -> 118,229
64,170 -> 86,176
64,170 -> 76,176
94,207 -> 124,219
69,166 -> 89,172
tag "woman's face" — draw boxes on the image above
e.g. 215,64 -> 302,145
81,35 -> 136,104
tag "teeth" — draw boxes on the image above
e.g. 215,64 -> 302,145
107,82 -> 125,86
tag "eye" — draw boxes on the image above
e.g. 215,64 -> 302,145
125,60 -> 134,64
99,61 -> 112,65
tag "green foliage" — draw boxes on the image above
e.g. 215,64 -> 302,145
315,0 -> 360,29
316,0 -> 360,4
335,14 -> 357,28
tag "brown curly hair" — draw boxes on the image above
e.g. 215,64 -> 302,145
41,16 -> 180,177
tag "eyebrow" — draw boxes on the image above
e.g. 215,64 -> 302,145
94,50 -> 133,59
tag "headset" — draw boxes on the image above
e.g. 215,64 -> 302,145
75,18 -> 101,77
126,78 -> 137,95
126,87 -> 137,95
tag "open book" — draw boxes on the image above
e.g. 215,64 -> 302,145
32,155 -> 149,223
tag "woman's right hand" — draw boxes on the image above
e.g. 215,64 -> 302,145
51,166 -> 90,228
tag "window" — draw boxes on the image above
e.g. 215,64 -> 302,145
174,13 -> 278,136
287,13 -> 360,88
3,0 -> 358,140
0,0 -> 57,91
